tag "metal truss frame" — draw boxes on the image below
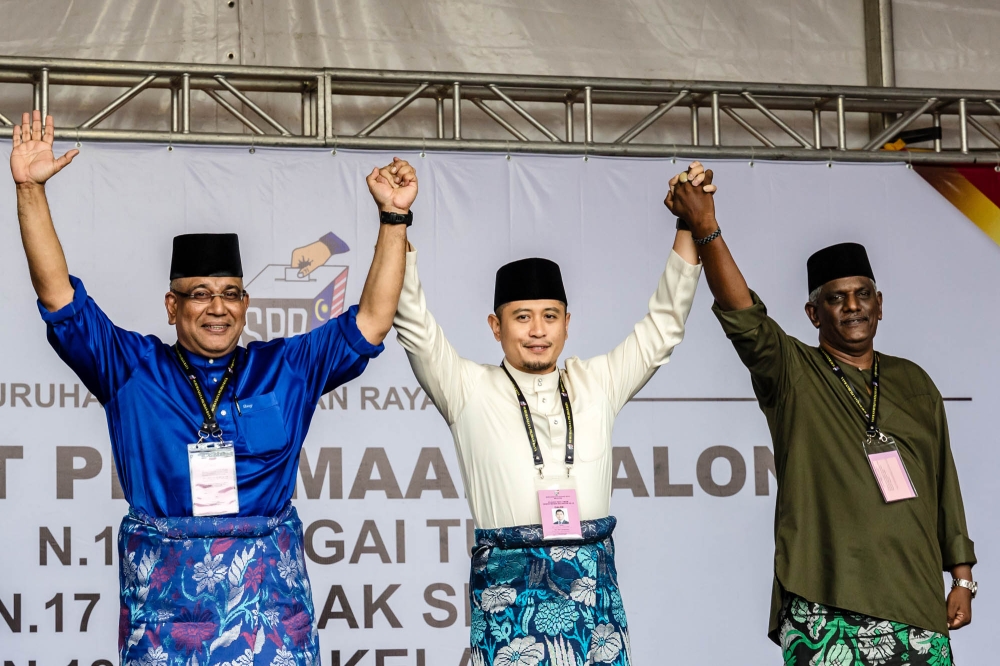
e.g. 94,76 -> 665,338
3,55 -> 1000,164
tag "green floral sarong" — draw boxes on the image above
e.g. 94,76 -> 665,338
779,594 -> 953,666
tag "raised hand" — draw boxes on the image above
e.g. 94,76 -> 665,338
11,111 -> 79,186
664,160 -> 717,236
366,157 -> 418,215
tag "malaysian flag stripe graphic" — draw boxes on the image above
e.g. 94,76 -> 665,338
330,268 -> 349,317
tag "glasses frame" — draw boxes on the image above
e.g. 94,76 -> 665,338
171,288 -> 249,305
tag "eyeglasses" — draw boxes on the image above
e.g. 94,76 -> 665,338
171,288 -> 248,304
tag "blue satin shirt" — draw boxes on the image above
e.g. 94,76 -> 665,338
41,276 -> 383,517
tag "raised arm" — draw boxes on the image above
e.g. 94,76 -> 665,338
577,185 -> 704,413
355,157 -> 415,345
668,163 -> 792,406
393,247 -> 482,425
665,161 -> 753,312
11,111 -> 79,312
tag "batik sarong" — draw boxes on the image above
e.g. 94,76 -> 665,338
779,593 -> 953,666
118,502 -> 319,666
469,516 -> 630,666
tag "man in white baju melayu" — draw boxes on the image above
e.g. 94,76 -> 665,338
393,166 -> 711,666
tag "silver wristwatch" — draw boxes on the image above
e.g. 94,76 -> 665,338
952,578 -> 978,599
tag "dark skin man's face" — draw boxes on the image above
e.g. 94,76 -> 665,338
804,276 -> 883,357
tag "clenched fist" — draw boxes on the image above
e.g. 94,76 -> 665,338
366,157 -> 417,215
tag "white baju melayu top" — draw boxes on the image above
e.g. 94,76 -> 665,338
393,249 -> 702,529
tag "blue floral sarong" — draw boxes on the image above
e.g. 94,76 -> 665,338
117,503 -> 319,666
469,516 -> 631,666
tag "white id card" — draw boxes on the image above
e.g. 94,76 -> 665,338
188,441 -> 240,516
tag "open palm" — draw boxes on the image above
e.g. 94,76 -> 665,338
10,111 -> 78,185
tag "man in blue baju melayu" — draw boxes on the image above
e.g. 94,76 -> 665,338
10,110 -> 417,666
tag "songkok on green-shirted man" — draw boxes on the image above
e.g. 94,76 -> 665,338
713,242 -> 975,666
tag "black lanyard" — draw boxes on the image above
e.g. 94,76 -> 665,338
174,344 -> 237,440
820,349 -> 880,437
501,362 -> 575,472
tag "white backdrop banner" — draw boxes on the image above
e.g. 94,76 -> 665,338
0,145 -> 995,666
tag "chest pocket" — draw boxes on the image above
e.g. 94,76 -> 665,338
570,405 -> 608,463
237,392 -> 288,456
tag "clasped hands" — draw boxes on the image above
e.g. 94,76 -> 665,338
665,160 -> 717,237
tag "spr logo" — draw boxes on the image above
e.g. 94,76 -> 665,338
241,232 -> 350,344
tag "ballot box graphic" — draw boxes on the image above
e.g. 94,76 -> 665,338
242,264 -> 349,343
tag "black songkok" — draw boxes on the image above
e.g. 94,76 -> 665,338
494,258 -> 567,311
806,242 -> 875,295
169,233 -> 243,280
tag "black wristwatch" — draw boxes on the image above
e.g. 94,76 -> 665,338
380,210 -> 413,227
675,218 -> 690,231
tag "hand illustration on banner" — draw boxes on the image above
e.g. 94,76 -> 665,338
292,232 -> 351,278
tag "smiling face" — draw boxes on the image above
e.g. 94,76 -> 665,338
165,276 -> 249,358
804,276 -> 882,356
488,299 -> 570,375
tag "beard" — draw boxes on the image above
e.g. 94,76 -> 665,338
521,358 -> 556,372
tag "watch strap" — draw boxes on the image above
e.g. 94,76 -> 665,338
952,578 -> 978,598
380,210 -> 413,227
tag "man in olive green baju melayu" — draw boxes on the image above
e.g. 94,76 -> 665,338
666,162 -> 977,666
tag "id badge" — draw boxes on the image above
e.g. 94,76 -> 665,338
188,441 -> 240,517
863,435 -> 917,503
534,473 -> 582,540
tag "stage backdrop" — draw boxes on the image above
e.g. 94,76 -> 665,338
0,145 -> 995,666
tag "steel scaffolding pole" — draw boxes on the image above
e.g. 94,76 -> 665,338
0,55 -> 997,163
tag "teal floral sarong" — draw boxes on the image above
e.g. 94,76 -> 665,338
779,593 -> 953,666
469,516 -> 630,666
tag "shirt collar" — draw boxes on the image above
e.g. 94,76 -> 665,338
177,345 -> 237,370
502,360 -> 560,394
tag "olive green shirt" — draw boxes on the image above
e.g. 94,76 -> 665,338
714,293 -> 976,642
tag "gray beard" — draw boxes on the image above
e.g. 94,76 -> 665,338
521,359 -> 556,372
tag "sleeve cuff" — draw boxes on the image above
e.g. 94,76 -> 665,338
942,535 -> 977,570
667,248 -> 703,278
712,290 -> 769,335
319,231 -> 350,256
38,275 -> 89,324
336,304 -> 385,358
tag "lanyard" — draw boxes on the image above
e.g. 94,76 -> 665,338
174,344 -> 237,440
820,349 -> 880,437
501,361 -> 574,475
